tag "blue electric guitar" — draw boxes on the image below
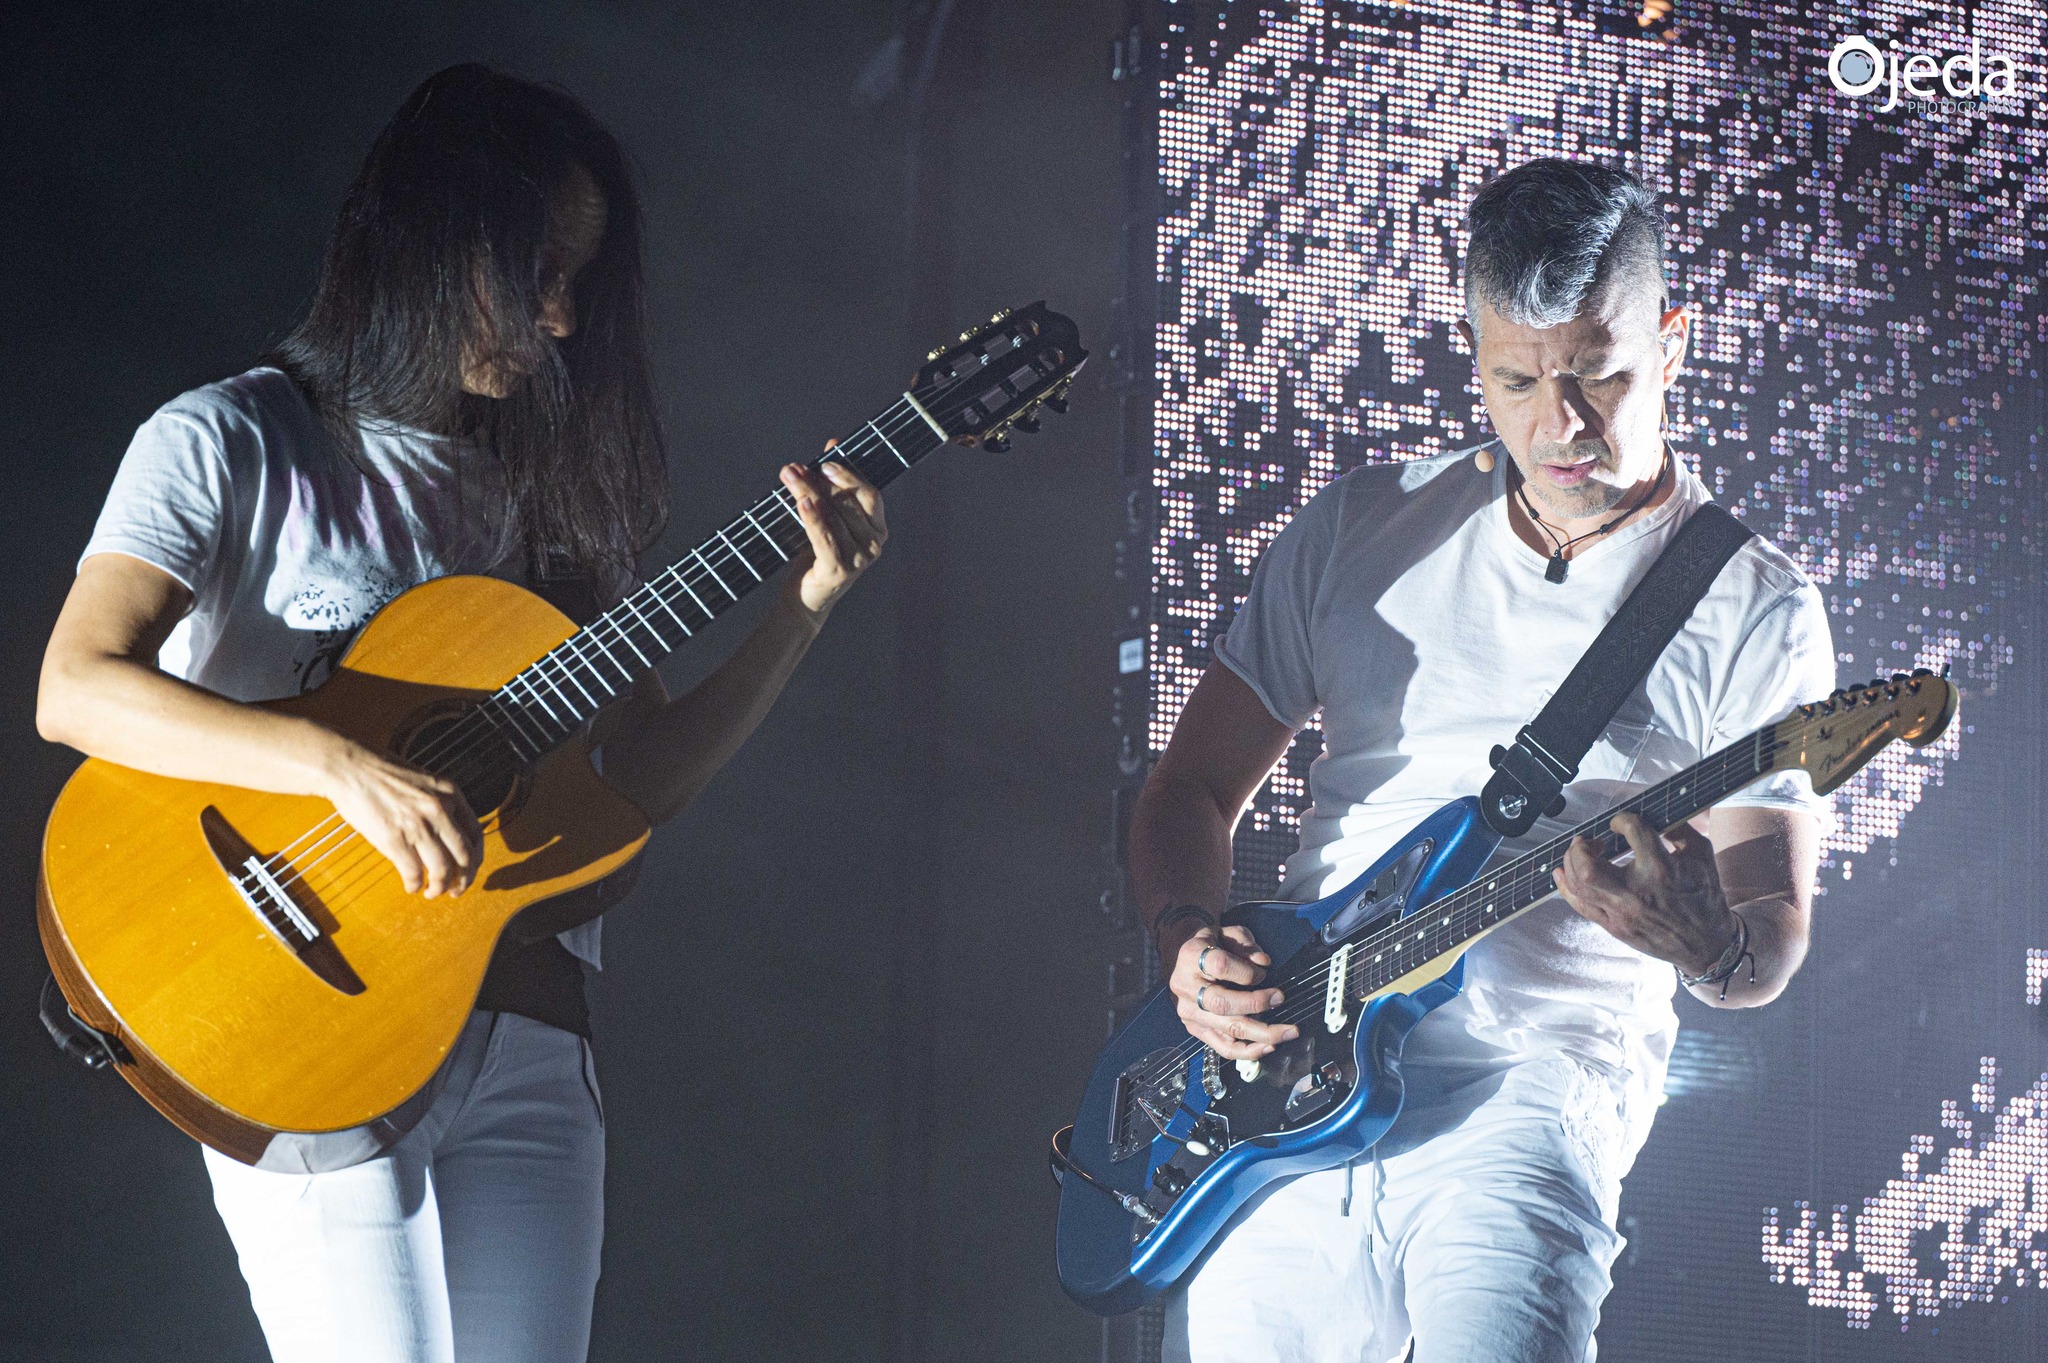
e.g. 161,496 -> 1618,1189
1055,671 -> 1958,1314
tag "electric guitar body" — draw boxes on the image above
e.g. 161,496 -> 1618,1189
1056,671 -> 1959,1315
39,303 -> 1087,1163
39,577 -> 646,1160
1057,799 -> 1498,1315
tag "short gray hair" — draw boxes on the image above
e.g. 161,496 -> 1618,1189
1464,158 -> 1666,332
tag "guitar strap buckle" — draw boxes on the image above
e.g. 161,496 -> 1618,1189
1477,504 -> 1756,840
1483,727 -> 1574,837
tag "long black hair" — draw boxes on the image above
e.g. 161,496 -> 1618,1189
269,63 -> 668,593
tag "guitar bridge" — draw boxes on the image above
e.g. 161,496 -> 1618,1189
200,805 -> 366,995
237,852 -> 321,943
1110,1045 -> 1222,1162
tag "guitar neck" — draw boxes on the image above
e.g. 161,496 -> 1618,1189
476,394 -> 949,762
1346,721 -> 1789,1005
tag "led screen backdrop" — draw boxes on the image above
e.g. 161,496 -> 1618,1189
1131,0 -> 2045,1355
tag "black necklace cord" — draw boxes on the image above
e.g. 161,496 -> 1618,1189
1512,448 -> 1671,584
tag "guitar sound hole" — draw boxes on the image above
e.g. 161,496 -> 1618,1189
399,704 -> 524,819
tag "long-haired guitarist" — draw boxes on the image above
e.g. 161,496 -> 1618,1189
35,65 -> 885,1363
1136,158 -> 1835,1361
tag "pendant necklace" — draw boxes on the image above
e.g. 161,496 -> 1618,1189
1514,452 -> 1670,585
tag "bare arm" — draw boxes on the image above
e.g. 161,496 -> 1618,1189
595,593 -> 823,826
1692,805 -> 1816,1006
598,459 -> 885,826
1129,663 -> 1302,1059
1555,804 -> 1818,1009
38,552 -> 484,896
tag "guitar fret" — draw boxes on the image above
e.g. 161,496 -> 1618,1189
869,419 -> 911,467
543,658 -> 596,714
479,697 -> 541,763
508,702 -> 550,757
1345,721 -> 1800,1006
664,564 -> 714,618
453,351 -> 1083,773
645,587 -> 694,638
693,550 -> 736,599
614,606 -> 659,665
514,672 -> 569,728
766,494 -> 807,548
541,645 -> 601,707
716,529 -> 764,582
573,635 -> 627,694
743,509 -> 788,560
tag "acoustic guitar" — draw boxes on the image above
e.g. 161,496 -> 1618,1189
1054,670 -> 1957,1314
40,303 -> 1085,1163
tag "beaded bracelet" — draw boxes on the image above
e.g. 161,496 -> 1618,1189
1676,909 -> 1755,1002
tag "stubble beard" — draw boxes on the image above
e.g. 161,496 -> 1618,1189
1518,437 -> 1631,522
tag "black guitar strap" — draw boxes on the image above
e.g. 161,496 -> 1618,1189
1479,502 -> 1755,838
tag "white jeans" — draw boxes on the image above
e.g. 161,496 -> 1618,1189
1165,1056 -> 1635,1363
204,1012 -> 606,1363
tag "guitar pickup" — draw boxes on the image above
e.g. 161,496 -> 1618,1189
1324,943 -> 1352,1033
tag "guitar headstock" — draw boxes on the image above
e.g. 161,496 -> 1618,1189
1774,669 -> 1960,796
911,302 -> 1087,453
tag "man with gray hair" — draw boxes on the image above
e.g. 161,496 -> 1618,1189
1135,157 -> 1834,1359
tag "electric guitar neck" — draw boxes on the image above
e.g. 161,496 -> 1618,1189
1343,670 -> 1961,1008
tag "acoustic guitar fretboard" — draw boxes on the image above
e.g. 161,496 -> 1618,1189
468,398 -> 947,766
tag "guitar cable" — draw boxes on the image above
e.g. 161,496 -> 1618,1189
1048,1126 -> 1160,1225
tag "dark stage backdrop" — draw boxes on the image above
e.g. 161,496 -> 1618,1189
1112,0 -> 2046,1359
0,3 -> 1129,1361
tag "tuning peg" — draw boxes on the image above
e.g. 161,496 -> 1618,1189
983,434 -> 1012,453
1014,415 -> 1041,434
1043,393 -> 1070,415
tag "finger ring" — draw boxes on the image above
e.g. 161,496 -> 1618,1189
1196,946 -> 1217,979
1195,985 -> 1209,1013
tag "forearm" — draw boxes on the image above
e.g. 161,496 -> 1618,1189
599,590 -> 823,824
37,652 -> 345,795
1128,768 -> 1239,958
1684,890 -> 1806,1009
1686,806 -> 1817,1008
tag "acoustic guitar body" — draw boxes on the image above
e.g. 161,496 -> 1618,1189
35,302 -> 1090,1163
38,575 -> 650,1161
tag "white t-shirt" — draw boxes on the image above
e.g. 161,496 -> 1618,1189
1213,444 -> 1835,1105
81,366 -> 602,965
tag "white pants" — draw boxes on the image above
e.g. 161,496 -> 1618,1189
204,1012 -> 606,1363
1165,1056 -> 1635,1363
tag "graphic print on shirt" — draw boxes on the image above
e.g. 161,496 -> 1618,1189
273,427 -> 508,694
283,565 -> 411,692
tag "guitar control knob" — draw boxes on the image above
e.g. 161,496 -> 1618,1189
1151,1163 -> 1190,1196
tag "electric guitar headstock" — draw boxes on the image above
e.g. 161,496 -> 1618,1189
910,302 -> 1087,453
1771,668 -> 1960,795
